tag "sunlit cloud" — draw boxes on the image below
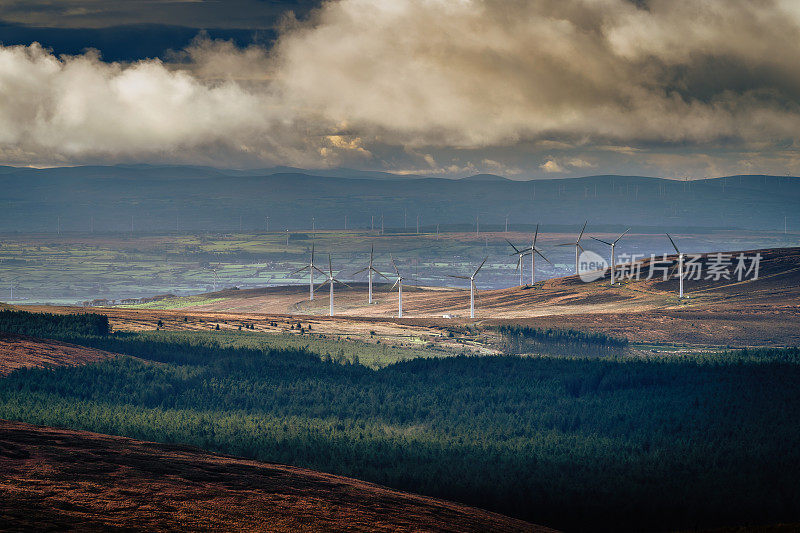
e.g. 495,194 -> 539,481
1,0 -> 799,176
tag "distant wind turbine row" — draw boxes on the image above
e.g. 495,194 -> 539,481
285,223 -> 686,318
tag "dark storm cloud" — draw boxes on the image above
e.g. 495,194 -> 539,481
0,1 -> 320,29
0,0 -> 318,61
0,0 -> 798,178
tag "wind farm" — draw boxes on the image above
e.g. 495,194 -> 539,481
1,1 -> 800,531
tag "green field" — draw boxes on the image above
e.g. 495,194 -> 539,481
1,230 -> 797,305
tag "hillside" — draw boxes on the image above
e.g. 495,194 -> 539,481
0,419 -> 547,532
0,332 -> 116,375
88,246 -> 799,346
0,165 -> 796,233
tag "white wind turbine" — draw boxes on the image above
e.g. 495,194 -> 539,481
510,224 -> 550,285
206,263 -> 221,291
449,257 -> 488,319
591,228 -> 630,285
290,243 -> 325,301
666,233 -> 685,298
316,254 -> 350,316
557,221 -> 587,275
506,238 -> 528,286
353,244 -> 390,304
389,255 -> 405,318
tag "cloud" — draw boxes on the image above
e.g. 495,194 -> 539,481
566,158 -> 596,169
540,160 -> 564,173
2,0 -> 800,176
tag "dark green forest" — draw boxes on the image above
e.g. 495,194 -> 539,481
1,312 -> 799,531
497,324 -> 629,356
0,309 -> 110,337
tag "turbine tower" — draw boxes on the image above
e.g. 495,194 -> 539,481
507,224 -> 550,285
557,221 -> 587,275
666,233 -> 684,298
317,254 -> 350,316
389,255 -> 405,318
520,224 -> 551,284
206,263 -> 221,291
353,244 -> 389,304
290,243 -> 325,301
506,238 -> 527,286
591,228 -> 630,285
449,257 -> 487,319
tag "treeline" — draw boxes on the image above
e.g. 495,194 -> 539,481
0,310 -> 110,337
1,329 -> 800,532
497,324 -> 628,356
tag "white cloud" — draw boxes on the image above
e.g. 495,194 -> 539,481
540,160 -> 564,173
567,158 -> 596,169
2,0 -> 800,176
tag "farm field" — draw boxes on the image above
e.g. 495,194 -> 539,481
1,229 -> 797,305
44,245 -> 794,349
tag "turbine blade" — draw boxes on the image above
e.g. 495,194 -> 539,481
353,267 -> 369,275
505,239 -> 521,254
666,233 -> 680,254
555,243 -> 574,247
614,227 -> 631,244
313,265 -> 328,276
391,255 -> 400,276
533,223 -> 539,246
534,247 -> 552,265
290,265 -> 310,276
328,254 -> 333,276
591,236 -> 613,246
474,256 -> 488,276
332,278 -> 352,288
448,275 -> 471,279
577,221 -> 588,242
390,279 -> 399,291
372,268 -> 392,281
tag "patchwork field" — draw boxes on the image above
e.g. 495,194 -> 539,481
46,246 -> 794,348
1,229 -> 797,305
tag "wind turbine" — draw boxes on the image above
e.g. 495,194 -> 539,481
506,238 -> 527,286
449,257 -> 487,319
557,221 -> 587,275
291,243 -> 325,301
389,255 -> 405,318
666,233 -> 684,298
591,228 -> 630,285
517,224 -> 551,284
353,244 -> 390,304
316,254 -> 350,316
206,263 -> 221,291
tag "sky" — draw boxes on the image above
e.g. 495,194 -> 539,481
0,0 -> 799,179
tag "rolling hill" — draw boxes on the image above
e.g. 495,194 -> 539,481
0,165 -> 796,234
0,419 -> 548,532
87,246 -> 799,347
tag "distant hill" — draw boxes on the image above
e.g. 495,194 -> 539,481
0,165 -> 796,233
0,419 -> 547,532
461,173 -> 510,182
